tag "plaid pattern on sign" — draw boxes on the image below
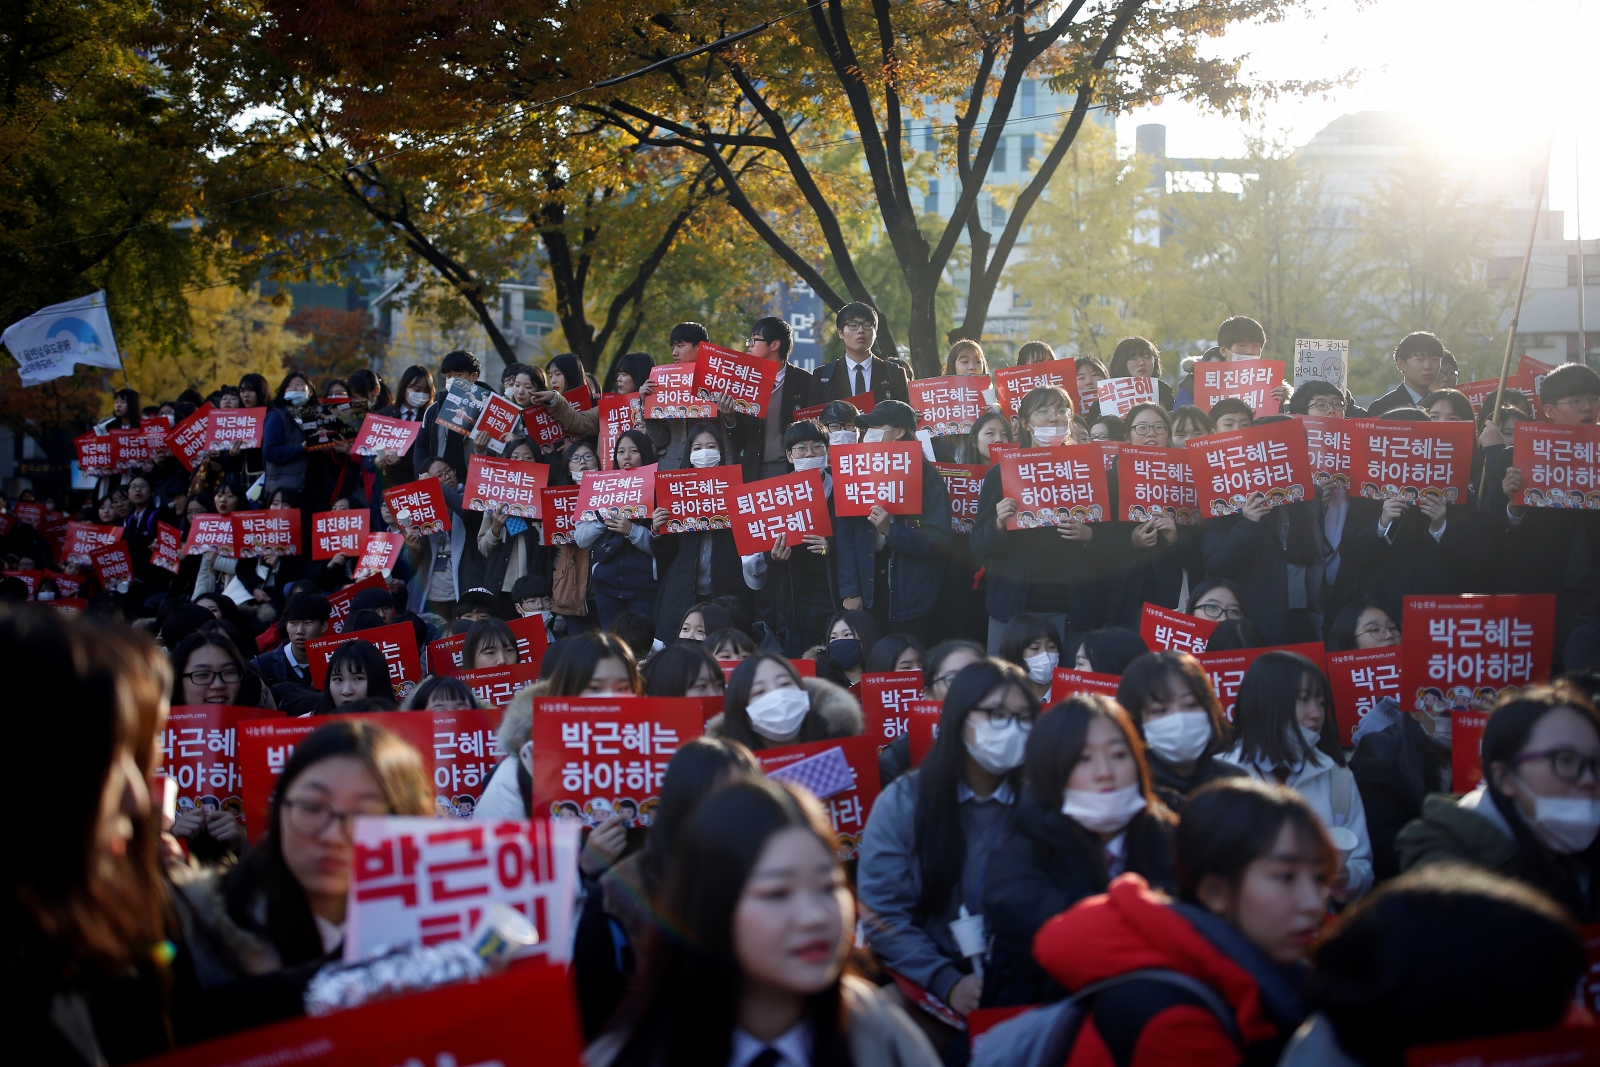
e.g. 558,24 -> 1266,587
766,745 -> 855,800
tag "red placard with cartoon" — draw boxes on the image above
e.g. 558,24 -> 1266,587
205,407 -> 265,450
457,662 -> 543,708
576,463 -> 656,523
150,522 -> 184,574
1187,418 -> 1313,517
326,574 -> 388,633
531,696 -> 706,825
306,621 -> 423,699
793,391 -> 875,424
999,444 -> 1110,528
656,466 -> 741,531
63,521 -> 122,566
43,570 -> 81,598
756,735 -> 883,860
110,425 -> 160,470
858,671 -> 926,748
344,816 -> 579,966
1459,373 -> 1543,416
933,463 -> 988,534
1348,418 -> 1473,506
236,511 -> 302,557
1401,595 -> 1555,777
75,432 -> 115,478
1512,422 -> 1600,508
908,375 -> 990,437
1117,444 -> 1198,525
643,365 -> 715,420
90,539 -> 133,588
692,342 -> 779,418
993,358 -> 1079,417
500,613 -> 553,672
522,388 -> 594,450
1194,643 -> 1327,721
1298,415 -> 1352,493
185,514 -> 237,556
905,699 -> 943,767
312,509 -> 368,559
730,469 -> 833,553
1139,603 -> 1217,656
832,443 -> 924,516
1095,376 -> 1158,418
2,569 -> 38,597
464,455 -> 549,518
540,485 -> 581,546
598,392 -> 642,470
165,404 -> 213,471
158,705 -> 281,831
1325,646 -> 1403,747
352,412 -> 423,458
1051,668 -> 1123,701
356,532 -> 404,578
1193,359 -> 1285,414
384,478 -> 451,535
12,501 -> 42,527
472,392 -> 523,445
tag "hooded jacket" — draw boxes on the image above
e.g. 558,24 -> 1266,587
1034,874 -> 1309,1067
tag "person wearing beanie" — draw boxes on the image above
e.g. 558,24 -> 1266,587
808,302 -> 911,407
349,585 -> 397,625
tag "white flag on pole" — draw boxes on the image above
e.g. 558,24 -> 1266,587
1,290 -> 124,387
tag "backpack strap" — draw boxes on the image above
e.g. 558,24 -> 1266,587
1067,968 -> 1243,1050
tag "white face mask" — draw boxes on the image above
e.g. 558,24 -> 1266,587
1300,724 -> 1324,751
1024,650 -> 1059,684
745,687 -> 811,741
1519,777 -> 1600,854
1142,711 -> 1213,766
689,448 -> 721,468
862,427 -> 889,443
1032,425 -> 1069,446
792,455 -> 826,471
36,590 -> 55,601
965,718 -> 1030,774
829,430 -> 858,446
407,390 -> 431,409
285,390 -> 310,405
1063,783 -> 1147,834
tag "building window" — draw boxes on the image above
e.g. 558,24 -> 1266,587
991,200 -> 1007,229
1020,135 -> 1035,169
993,138 -> 1007,173
925,180 -> 939,214
924,124 -> 937,151
1021,80 -> 1036,117
524,306 -> 556,338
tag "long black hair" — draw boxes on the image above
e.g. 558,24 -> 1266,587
720,653 -> 819,751
612,427 -> 658,469
643,646 -> 724,698
679,420 -> 731,470
1175,779 -> 1336,903
1074,627 -> 1149,675
1233,650 -> 1342,768
637,737 -> 763,898
604,352 -> 655,395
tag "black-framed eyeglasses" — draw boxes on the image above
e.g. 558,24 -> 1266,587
1354,622 -> 1400,641
282,797 -> 380,838
970,703 -> 1036,730
1192,603 -> 1244,621
184,666 -> 243,686
1306,398 -> 1345,414
745,336 -> 775,348
1513,748 -> 1600,783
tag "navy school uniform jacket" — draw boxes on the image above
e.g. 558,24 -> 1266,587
834,458 -> 950,622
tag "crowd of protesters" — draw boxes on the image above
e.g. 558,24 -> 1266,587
6,307 -> 1600,1066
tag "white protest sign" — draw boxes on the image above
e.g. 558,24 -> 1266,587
1,290 -> 125,386
1293,338 -> 1349,390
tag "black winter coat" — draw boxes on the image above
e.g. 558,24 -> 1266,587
1350,704 -> 1448,880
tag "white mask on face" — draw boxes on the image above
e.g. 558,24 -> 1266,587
407,390 -> 431,409
689,448 -> 721,468
1518,776 -> 1600,854
1032,425 -> 1069,446
965,718 -> 1030,774
285,390 -> 310,405
1142,711 -> 1213,766
862,427 -> 888,443
1024,651 -> 1059,684
829,430 -> 858,446
792,456 -> 826,471
36,590 -> 55,601
745,687 -> 811,741
1300,724 -> 1325,751
1062,782 -> 1147,834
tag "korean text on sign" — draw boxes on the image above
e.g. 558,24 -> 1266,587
1139,602 -> 1217,655
934,463 -> 987,533
858,671 -> 927,744
577,464 -> 656,523
472,393 -> 523,444
691,342 -> 778,418
755,736 -> 882,860
1116,445 -> 1198,524
540,486 -> 580,545
656,467 -> 741,530
352,413 -> 422,458
464,455 -> 549,518
907,376 -> 990,437
236,513 -> 300,557
1349,418 -> 1473,505
383,478 -> 451,535
1187,418 -> 1312,516
166,404 -> 213,471
158,705 -> 270,827
1325,646 -> 1402,747
1194,359 -> 1285,414
993,359 -> 1079,416
1513,422 -> 1600,509
1095,376 -> 1157,418
531,696 -> 708,826
1298,415 -> 1352,492
1196,643 -> 1327,721
206,408 -> 265,450
730,469 -> 833,553
312,510 -> 369,559
832,443 -> 923,516
1400,594 -> 1554,708
643,365 -> 714,419
598,392 -> 641,471
998,444 -> 1110,529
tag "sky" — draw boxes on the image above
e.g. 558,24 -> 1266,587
1112,0 -> 1599,239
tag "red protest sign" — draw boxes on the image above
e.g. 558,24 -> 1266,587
151,522 -> 183,574
1406,1022 -> 1600,1067
312,509 -> 368,559
158,705 -> 280,831
464,455 -> 550,518
906,699 -> 943,767
832,443 -> 924,516
44,570 -> 82,598
1451,708 -> 1491,795
347,816 -> 580,965
794,391 -> 875,424
63,521 -> 121,566
1095,375 -> 1158,417
428,616 -> 549,678
3,569 -> 38,596
472,392 -> 523,445
1459,373 -> 1542,416
1520,354 -> 1558,376
74,432 -> 115,478
993,358 -> 1079,417
1195,643 -> 1327,721
1512,421 -> 1600,508
306,621 -> 423,698
165,404 -> 213,471
858,671 -> 926,747
1348,418 -> 1474,506
110,425 -> 161,470
384,477 -> 451,535
1117,445 -> 1198,524
327,574 -> 389,633
755,735 -> 883,859
236,511 -> 302,557
998,444 -> 1110,528
656,466 -> 741,531
457,662 -> 543,707
692,342 -> 779,417
1139,603 -> 1217,655
717,659 -> 818,684
1193,359 -> 1285,414
426,633 -> 467,676
205,407 -> 265,450
576,463 -> 656,523
731,469 -> 832,553
12,501 -> 42,526
1298,415 -> 1353,493
90,540 -> 134,589
1051,668 -> 1123,702
184,513 -> 237,556
1325,646 -> 1403,747
598,392 -> 642,470
356,532 -> 404,577
1187,418 -> 1313,517
352,412 -> 423,458
908,375 -> 990,437
643,365 -> 715,419
532,696 -> 706,823
522,388 -> 593,450
934,463 -> 988,533
540,486 -> 581,545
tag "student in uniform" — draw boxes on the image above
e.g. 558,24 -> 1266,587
809,302 -> 911,407
731,316 -> 816,481
1367,332 -> 1445,416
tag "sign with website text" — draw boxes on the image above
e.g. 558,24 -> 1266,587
793,391 -> 875,424
540,486 -> 580,545
1325,646 -> 1403,747
326,575 -> 388,633
1117,445 -> 1198,524
756,735 -> 882,860
428,615 -> 550,678
157,705 -> 280,829
692,342 -> 779,417
1298,415 -> 1352,492
1195,643 -> 1327,721
472,392 -> 523,444
576,463 -> 656,523
384,478 -> 451,535
858,671 -> 926,747
151,522 -> 183,573
1188,418 -> 1313,516
1050,668 -> 1123,702
74,433 -> 115,478
205,407 -> 265,450
1095,375 -> 1158,418
63,521 -> 121,566
908,375 -> 989,437
1139,603 -> 1217,656
464,455 -> 549,518
165,404 -> 213,471
436,377 -> 493,436
656,466 -> 741,530
312,509 -> 369,559
457,662 -> 542,708
90,540 -> 134,589
598,392 -> 642,470
934,463 -> 988,533
523,388 -> 594,450
111,424 -> 165,470
999,444 -> 1110,528
1194,359 -> 1285,415
643,365 -> 715,419
1512,421 -> 1600,508
993,359 -> 1079,417
905,699 -> 943,767
531,696 -> 706,825
832,442 -> 923,516
355,532 -> 404,578
1349,418 -> 1473,505
236,511 -> 302,557
730,469 -> 833,553
306,621 -> 423,698
1292,338 -> 1349,389
352,412 -> 423,458
185,513 -> 237,556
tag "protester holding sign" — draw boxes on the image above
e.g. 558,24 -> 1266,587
312,638 -> 399,712
1106,336 -> 1176,409
649,422 -> 751,643
574,429 -> 661,628
713,652 -> 860,751
727,316 -> 815,480
472,438 -> 555,616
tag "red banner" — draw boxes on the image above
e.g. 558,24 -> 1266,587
993,359 -> 1080,417
352,412 -> 423,458
906,699 -> 943,767
327,575 -> 389,633
312,509 -> 369,559
692,342 -> 779,417
63,521 -> 121,566
934,463 -> 988,534
158,705 -> 280,831
1194,643 -> 1327,721
731,469 -> 833,553
427,616 -> 549,678
755,735 -> 882,859
998,444 -> 1110,528
1193,359 -> 1285,414
1512,421 -> 1600,508
858,671 -> 926,747
426,633 -> 467,676
1095,376 -> 1158,417
908,375 -> 990,437
185,513 -> 237,556
1325,646 -> 1403,747
74,432 -> 115,478
832,443 -> 924,516
356,532 -> 405,578
656,466 -> 741,531
1139,603 -> 1217,655
1452,707 -> 1490,794
473,392 -> 523,444
1349,418 -> 1474,505
576,463 -> 656,523
236,511 -> 302,558
165,404 -> 213,471
306,621 -> 423,698
12,502 -> 42,526
90,540 -> 133,588
1188,418 -> 1313,516
1459,373 -> 1543,416
540,485 -> 580,545
518,388 -> 594,451
597,392 -> 642,470
384,478 -> 452,535
1050,668 -> 1123,705
643,365 -> 715,420
1117,444 -> 1198,524
44,570 -> 82,598
793,390 -> 875,424
151,522 -> 183,573
457,663 -> 543,708
532,696 -> 706,823
205,407 -> 265,450
1298,415 -> 1353,492
464,455 -> 549,518
2,569 -> 37,596
110,425 -> 164,470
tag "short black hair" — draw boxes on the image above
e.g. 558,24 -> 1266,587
1539,362 -> 1600,406
669,322 -> 709,346
502,362 -> 543,387
283,593 -> 331,623
1216,316 -> 1266,349
783,419 -> 828,449
1287,379 -> 1345,414
1207,397 -> 1254,423
609,611 -> 656,663
440,350 -> 481,377
1074,627 -> 1150,676
835,301 -> 879,329
750,316 -> 793,359
1393,331 -> 1444,365
1176,778 -> 1335,902
1420,389 -> 1473,421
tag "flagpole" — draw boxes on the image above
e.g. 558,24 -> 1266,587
1489,131 -> 1556,424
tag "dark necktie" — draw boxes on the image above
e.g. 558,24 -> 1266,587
854,362 -> 866,397
749,1049 -> 783,1067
